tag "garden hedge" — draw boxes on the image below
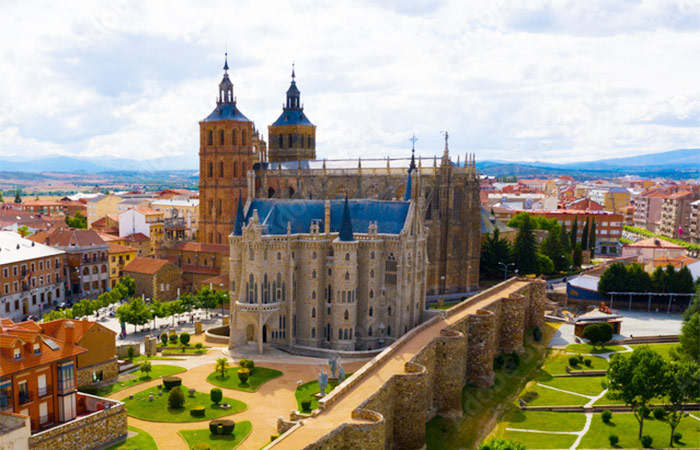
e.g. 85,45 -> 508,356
190,406 -> 206,417
163,376 -> 182,390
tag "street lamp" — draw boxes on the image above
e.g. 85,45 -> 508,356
498,262 -> 516,281
220,283 -> 225,319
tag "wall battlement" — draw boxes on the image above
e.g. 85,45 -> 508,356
267,278 -> 546,450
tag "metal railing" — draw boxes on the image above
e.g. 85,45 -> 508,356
19,390 -> 33,405
37,385 -> 51,398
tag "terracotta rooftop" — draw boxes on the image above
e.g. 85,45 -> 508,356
108,242 -> 137,253
40,318 -> 115,344
123,233 -> 150,242
625,237 -> 685,249
169,241 -> 229,255
134,208 -> 162,216
0,320 -> 87,377
650,256 -> 698,269
123,257 -> 171,275
28,227 -> 106,248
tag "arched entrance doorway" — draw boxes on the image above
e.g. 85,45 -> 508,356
262,325 -> 268,343
246,324 -> 255,343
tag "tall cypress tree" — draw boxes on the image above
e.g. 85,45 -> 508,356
589,220 -> 597,258
581,218 -> 590,251
513,213 -> 538,275
570,217 -> 578,247
559,224 -> 573,269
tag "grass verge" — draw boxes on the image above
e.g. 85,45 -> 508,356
179,421 -> 252,450
206,366 -> 283,392
105,426 -> 157,450
82,364 -> 185,396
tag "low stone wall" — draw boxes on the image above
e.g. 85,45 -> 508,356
28,397 -> 127,450
116,344 -> 140,359
272,278 -> 547,450
77,358 -> 118,387
205,325 -> 230,345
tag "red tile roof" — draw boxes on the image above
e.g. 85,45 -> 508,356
625,237 -> 685,249
169,242 -> 229,255
108,242 -> 137,253
123,257 -> 172,275
123,233 -> 150,242
28,228 -> 106,247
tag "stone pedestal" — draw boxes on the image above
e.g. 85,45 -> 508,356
222,315 -> 229,326
144,336 -> 158,356
194,321 -> 203,334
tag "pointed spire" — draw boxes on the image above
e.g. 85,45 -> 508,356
403,171 -> 412,201
233,195 -> 245,236
291,61 -> 295,80
223,52 -> 229,73
338,196 -> 354,241
408,134 -> 417,173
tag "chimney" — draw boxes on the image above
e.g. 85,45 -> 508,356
64,321 -> 75,344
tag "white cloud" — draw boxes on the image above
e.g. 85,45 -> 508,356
0,0 -> 698,166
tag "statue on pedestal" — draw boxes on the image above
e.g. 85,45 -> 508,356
318,369 -> 329,397
338,362 -> 345,383
328,355 -> 338,378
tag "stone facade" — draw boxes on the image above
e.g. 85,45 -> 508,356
268,278 -> 547,450
230,183 -> 427,354
76,359 -> 118,387
28,398 -> 127,450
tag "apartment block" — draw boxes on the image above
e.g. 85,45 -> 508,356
689,199 -> 700,245
633,188 -> 666,231
656,190 -> 700,240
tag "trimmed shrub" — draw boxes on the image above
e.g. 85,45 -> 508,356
673,432 -> 683,443
608,434 -> 619,447
243,359 -> 255,370
601,409 -> 612,423
209,421 -> 219,434
641,435 -> 653,448
209,419 -> 234,435
167,386 -> 185,409
160,333 -> 168,345
238,359 -> 247,367
237,368 -> 250,384
568,356 -> 579,367
301,400 -> 312,412
210,388 -> 223,405
195,342 -> 203,349
193,444 -> 211,450
493,354 -> 505,370
533,326 -> 542,342
584,358 -> 592,367
180,332 -> 190,346
127,346 -> 135,360
190,406 -> 206,417
652,406 -> 666,420
163,376 -> 182,390
169,332 -> 178,343
577,354 -> 584,363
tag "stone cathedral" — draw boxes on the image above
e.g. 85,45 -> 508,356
198,57 -> 481,296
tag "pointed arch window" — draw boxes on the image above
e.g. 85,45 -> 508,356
344,271 -> 349,280
368,326 -> 373,336
232,129 -> 238,145
369,289 -> 374,299
369,306 -> 373,316
344,309 -> 349,320
311,307 -> 316,318
385,254 -> 397,284
311,327 -> 316,338
219,130 -> 225,145
345,253 -> 350,261
207,130 -> 213,146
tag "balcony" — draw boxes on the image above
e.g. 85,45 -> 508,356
38,385 -> 52,398
21,282 -> 30,292
235,300 -> 280,314
19,390 -> 33,405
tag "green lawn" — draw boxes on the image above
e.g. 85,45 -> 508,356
162,347 -> 209,355
295,378 -> 346,412
105,426 -> 157,450
87,365 -> 185,396
629,343 -> 680,361
428,302 -> 461,310
565,343 -> 627,354
520,381 -> 590,406
579,412 -> 700,449
541,351 -> 608,375
494,429 -> 577,449
207,366 -> 283,392
542,376 -> 606,397
497,410 -> 587,432
131,354 -> 184,362
121,384 -> 246,422
179,421 -> 252,450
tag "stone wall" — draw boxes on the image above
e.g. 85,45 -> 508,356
76,358 -> 118,387
273,278 -> 547,450
28,400 -> 127,450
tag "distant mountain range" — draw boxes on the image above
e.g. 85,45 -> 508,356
0,148 -> 698,177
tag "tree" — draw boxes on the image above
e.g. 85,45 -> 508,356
651,265 -> 668,293
216,357 -> 229,378
589,220 -> 596,258
570,217 -> 578,248
198,287 -> 219,319
663,361 -> 700,447
598,262 -> 628,296
65,212 -> 87,229
167,386 -> 185,409
581,218 -> 590,251
17,225 -> 30,237
674,266 -> 694,293
626,263 -> 652,293
582,322 -> 614,349
573,243 -> 583,268
121,276 -> 136,296
42,308 -> 74,322
559,224 -> 572,264
140,361 -> 152,378
480,229 -> 512,279
478,438 -> 526,450
180,293 -> 198,320
116,297 -> 152,333
605,346 -> 666,439
677,312 -> 699,364
540,224 -> 568,272
14,190 -> 22,204
210,387 -> 223,405
150,300 -> 167,330
512,214 -> 538,275
536,253 -> 554,275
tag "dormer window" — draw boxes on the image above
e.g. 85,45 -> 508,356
33,343 -> 40,355
13,348 -> 21,360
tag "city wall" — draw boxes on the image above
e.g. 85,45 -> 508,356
273,278 -> 545,450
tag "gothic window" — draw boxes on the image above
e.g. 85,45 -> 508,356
249,248 -> 254,260
311,327 -> 316,338
219,161 -> 224,177
369,289 -> 374,299
312,291 -> 316,299
311,307 -> 316,318
328,247 -> 334,257
277,252 -> 281,260
232,129 -> 238,145
338,329 -> 342,340
312,251 -> 317,259
247,274 -> 255,302
328,284 -> 332,302
388,305 -> 392,316
345,253 -> 349,261
343,329 -> 348,340
288,134 -> 292,147
370,269 -> 374,278
387,326 -> 392,336
312,270 -> 316,279
344,271 -> 349,280
385,254 -> 397,284
368,326 -> 373,336
371,251 -> 375,259
278,134 -> 283,149
219,130 -> 224,145
369,306 -> 373,316
344,309 -> 349,320
328,268 -> 332,276
282,281 -> 286,301
232,161 -> 238,177
263,273 -> 269,303
218,233 -> 222,244
242,130 -> 247,146
207,130 -> 213,146
350,328 -> 353,339
307,136 -> 312,148
208,162 -> 213,178
218,199 -> 222,216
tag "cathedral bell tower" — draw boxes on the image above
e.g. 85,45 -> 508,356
267,65 -> 316,162
198,54 -> 258,244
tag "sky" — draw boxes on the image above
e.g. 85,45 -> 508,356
0,0 -> 698,169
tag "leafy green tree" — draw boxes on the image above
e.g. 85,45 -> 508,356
589,220 -> 596,258
627,264 -> 652,292
512,214 -> 538,275
605,346 -> 666,439
150,300 -> 167,329
677,311 -> 699,364
663,361 -> 700,447
598,262 -> 628,296
121,276 -> 136,296
651,265 -> 668,293
559,224 -> 572,261
210,387 -> 223,405
573,243 -> 582,268
180,293 -> 199,320
14,190 -> 22,204
167,386 -> 185,409
168,300 -> 186,326
480,229 -> 512,279
674,266 -> 694,293
581,218 -> 590,251
116,297 -> 152,332
541,224 -> 568,272
140,361 -> 152,378
16,225 -> 30,237
683,292 -> 699,322
582,322 -> 614,349
198,287 -> 219,319
42,308 -> 74,322
478,438 -> 526,450
65,212 -> 87,229
216,357 -> 229,377
536,253 -> 554,275
570,217 -> 578,248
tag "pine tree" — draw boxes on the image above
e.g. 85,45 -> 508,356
513,214 -> 538,275
589,220 -> 597,258
541,224 -> 568,272
573,243 -> 583,268
559,224 -> 573,270
570,217 -> 578,248
13,190 -> 21,204
480,229 -> 512,279
581,218 -> 590,251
